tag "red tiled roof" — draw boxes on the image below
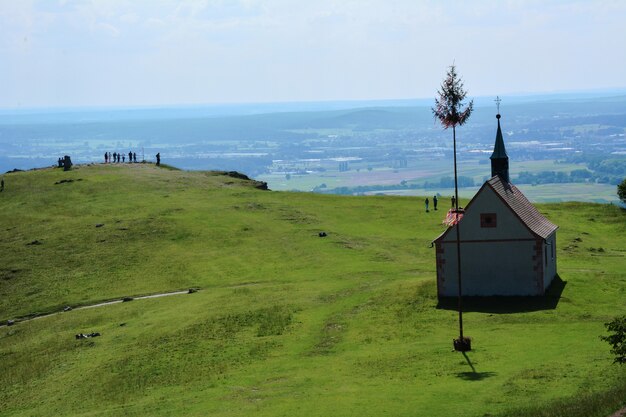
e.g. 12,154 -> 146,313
487,176 -> 558,239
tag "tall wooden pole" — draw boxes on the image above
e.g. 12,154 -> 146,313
452,126 -> 464,341
432,64 -> 473,351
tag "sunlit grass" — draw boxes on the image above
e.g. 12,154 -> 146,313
0,164 -> 624,417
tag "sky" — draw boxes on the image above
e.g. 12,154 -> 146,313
1,0 -> 625,109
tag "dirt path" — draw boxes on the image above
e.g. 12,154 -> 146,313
2,289 -> 198,327
2,288 -> 624,417
609,406 -> 626,417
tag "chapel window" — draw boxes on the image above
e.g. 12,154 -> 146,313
480,213 -> 497,228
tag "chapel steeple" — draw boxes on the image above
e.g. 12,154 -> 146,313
490,96 -> 509,183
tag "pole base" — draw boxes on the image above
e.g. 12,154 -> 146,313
453,337 -> 472,352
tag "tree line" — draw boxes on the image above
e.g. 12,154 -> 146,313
516,169 -> 622,186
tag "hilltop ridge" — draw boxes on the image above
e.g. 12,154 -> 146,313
0,164 -> 625,417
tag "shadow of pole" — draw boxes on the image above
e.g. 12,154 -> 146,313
462,351 -> 476,373
455,351 -> 497,381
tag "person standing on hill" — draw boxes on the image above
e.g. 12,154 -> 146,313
1,177 -> 4,192
433,195 -> 438,211
133,152 -> 137,163
104,152 -> 108,163
156,153 -> 161,166
451,195 -> 456,208
128,151 -> 133,163
425,197 -> 429,212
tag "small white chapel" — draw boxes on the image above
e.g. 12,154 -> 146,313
434,111 -> 558,297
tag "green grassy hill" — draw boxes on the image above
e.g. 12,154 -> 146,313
1,164 -> 624,417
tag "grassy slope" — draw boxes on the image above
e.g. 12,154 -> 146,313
0,164 -> 624,417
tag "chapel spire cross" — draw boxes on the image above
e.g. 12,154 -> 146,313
490,95 -> 509,183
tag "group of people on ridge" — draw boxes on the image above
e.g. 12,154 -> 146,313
103,152 -> 160,165
105,151 -> 138,164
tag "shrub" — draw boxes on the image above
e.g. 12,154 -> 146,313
601,315 -> 626,364
618,178 -> 626,204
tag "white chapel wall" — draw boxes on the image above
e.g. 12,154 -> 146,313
441,187 -> 534,242
437,185 -> 547,296
438,240 -> 540,296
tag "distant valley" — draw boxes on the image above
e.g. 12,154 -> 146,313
1,92 -> 624,204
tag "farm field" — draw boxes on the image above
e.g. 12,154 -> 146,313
259,158 -> 620,204
362,183 -> 620,204
0,164 -> 625,417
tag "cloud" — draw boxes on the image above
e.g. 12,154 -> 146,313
96,22 -> 120,37
1,0 -> 625,107
145,17 -> 166,28
119,13 -> 139,24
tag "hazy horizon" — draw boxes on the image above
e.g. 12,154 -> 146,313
2,87 -> 626,115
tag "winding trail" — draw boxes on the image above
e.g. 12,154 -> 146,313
609,406 -> 626,417
2,288 -> 625,417
1,289 -> 198,327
